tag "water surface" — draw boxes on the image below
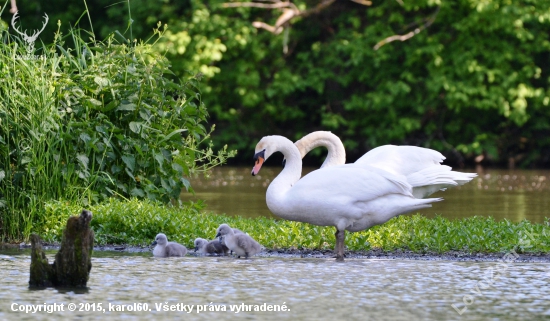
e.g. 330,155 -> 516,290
1,250 -> 549,320
181,167 -> 550,223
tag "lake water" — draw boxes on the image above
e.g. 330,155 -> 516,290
1,249 -> 549,320
1,168 -> 549,320
181,166 -> 550,223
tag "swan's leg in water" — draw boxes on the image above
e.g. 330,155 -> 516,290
335,228 -> 345,261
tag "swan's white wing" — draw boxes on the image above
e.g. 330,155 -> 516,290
285,164 -> 414,214
355,145 -> 444,176
310,164 -> 412,196
272,164 -> 440,231
406,165 -> 477,198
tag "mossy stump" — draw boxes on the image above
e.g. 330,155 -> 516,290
29,209 -> 94,288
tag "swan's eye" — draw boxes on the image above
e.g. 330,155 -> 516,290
253,149 -> 266,161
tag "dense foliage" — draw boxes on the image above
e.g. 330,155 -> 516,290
6,0 -> 550,167
52,28 -> 235,203
193,0 -> 550,167
0,19 -> 234,241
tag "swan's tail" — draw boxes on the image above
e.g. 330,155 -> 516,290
406,166 -> 477,198
410,197 -> 443,209
452,171 -> 478,186
358,195 -> 443,229
390,196 -> 443,219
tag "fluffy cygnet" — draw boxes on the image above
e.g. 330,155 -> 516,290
220,228 -> 243,251
194,237 -> 229,255
151,233 -> 187,257
215,224 -> 261,258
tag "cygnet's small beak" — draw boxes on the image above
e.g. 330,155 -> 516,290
151,241 -> 157,246
251,150 -> 265,176
194,247 -> 198,252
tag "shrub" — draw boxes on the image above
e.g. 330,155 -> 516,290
0,21 -> 235,241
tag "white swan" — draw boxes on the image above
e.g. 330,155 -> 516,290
252,135 -> 444,261
293,131 -> 477,198
293,131 -> 346,168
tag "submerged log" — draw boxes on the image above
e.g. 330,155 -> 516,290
29,209 -> 94,288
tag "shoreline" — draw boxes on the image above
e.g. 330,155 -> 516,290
4,243 -> 550,262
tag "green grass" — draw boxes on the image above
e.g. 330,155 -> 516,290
37,198 -> 550,254
0,25 -> 87,240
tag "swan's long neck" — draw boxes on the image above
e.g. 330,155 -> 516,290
294,131 -> 346,168
265,137 -> 303,216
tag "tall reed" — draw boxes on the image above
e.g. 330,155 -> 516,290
0,6 -> 234,242
0,33 -> 86,240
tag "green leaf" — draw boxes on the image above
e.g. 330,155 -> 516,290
116,102 -> 137,111
160,179 -> 171,192
79,133 -> 91,143
129,122 -> 142,134
111,165 -> 122,174
102,100 -> 120,112
160,129 -> 187,143
125,168 -> 135,181
77,154 -> 89,170
94,76 -> 109,88
87,98 -> 102,106
161,149 -> 171,161
130,188 -> 145,197
171,163 -> 183,174
180,177 -> 191,191
154,152 -> 164,168
121,155 -> 136,171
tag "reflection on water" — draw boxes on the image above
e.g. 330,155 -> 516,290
1,251 -> 549,320
181,167 -> 550,223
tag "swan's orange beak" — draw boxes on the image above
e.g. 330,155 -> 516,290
251,150 -> 265,176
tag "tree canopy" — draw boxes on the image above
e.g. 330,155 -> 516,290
4,0 -> 550,167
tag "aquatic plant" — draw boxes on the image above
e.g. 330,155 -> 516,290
40,198 -> 550,254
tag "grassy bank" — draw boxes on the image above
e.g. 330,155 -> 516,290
36,198 -> 550,254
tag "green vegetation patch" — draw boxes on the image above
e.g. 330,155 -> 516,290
39,199 -> 550,254
0,20 -> 234,241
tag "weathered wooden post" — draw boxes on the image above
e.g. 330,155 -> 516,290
29,233 -> 54,287
29,209 -> 94,288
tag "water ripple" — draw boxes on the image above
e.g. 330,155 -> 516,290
0,253 -> 549,320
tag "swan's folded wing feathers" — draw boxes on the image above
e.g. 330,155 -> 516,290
405,165 -> 477,198
295,164 -> 414,202
406,165 -> 459,187
355,145 -> 446,176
